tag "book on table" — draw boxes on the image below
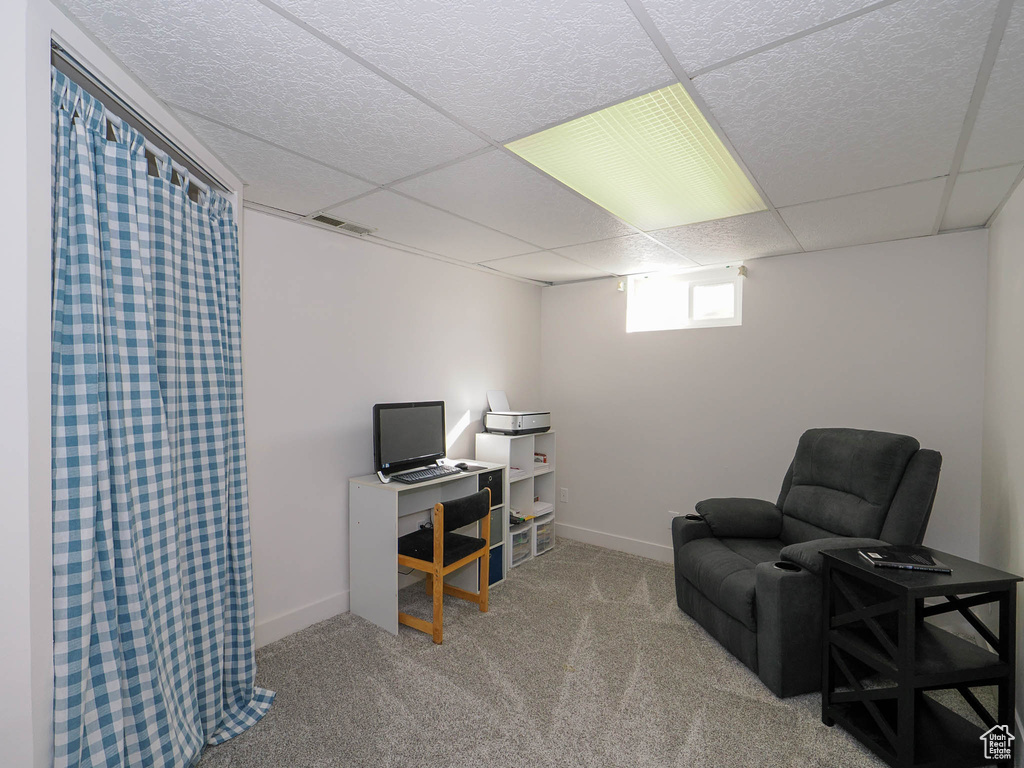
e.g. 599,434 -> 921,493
857,545 -> 951,573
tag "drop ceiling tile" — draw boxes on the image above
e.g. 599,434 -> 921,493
553,235 -> 699,275
393,150 -> 638,249
962,1 -> 1024,171
481,252 -> 610,283
59,0 -> 487,184
648,212 -> 801,265
693,0 -> 998,207
273,0 -> 673,141
940,164 -> 1023,231
779,179 -> 946,252
177,111 -> 373,215
644,0 -> 881,74
325,191 -> 534,263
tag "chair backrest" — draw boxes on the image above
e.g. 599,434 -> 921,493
777,428 -> 939,545
438,489 -> 491,533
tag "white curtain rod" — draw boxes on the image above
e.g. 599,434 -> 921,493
51,41 -> 227,194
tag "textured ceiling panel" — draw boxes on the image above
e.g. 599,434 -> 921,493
59,0 -> 487,184
962,1 -> 1024,171
59,0 -> 1024,284
177,111 -> 373,215
325,191 -> 534,263
553,235 -> 699,275
643,0 -> 881,74
393,150 -> 637,249
779,179 -> 946,252
272,0 -> 673,141
693,0 -> 998,207
481,252 -> 611,283
648,212 -> 801,266
940,164 -> 1023,231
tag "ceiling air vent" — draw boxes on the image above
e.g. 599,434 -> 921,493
311,214 -> 376,236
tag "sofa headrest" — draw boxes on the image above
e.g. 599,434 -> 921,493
782,428 -> 919,540
793,428 -> 919,505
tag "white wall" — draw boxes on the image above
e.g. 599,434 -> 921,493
241,210 -> 542,645
982,178 -> 1024,724
1,1 -> 47,764
541,232 -> 988,562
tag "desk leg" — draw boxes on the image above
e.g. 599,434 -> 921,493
349,485 -> 400,634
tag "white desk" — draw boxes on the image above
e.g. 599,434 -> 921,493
349,461 -> 505,635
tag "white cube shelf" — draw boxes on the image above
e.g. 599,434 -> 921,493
477,430 -> 557,571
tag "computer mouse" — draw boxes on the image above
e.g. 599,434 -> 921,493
455,462 -> 469,470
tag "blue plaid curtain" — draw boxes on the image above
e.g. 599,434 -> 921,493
50,68 -> 274,768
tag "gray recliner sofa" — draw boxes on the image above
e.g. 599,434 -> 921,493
671,428 -> 941,697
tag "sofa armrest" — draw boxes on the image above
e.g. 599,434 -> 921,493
694,498 -> 783,539
754,561 -> 823,697
671,514 -> 713,551
780,537 -> 889,576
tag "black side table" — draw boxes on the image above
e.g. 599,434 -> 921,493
821,547 -> 1020,768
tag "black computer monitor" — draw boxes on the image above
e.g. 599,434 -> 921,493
372,401 -> 446,477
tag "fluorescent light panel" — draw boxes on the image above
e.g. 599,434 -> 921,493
506,83 -> 766,231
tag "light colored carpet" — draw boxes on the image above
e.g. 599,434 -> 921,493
198,540 -> 893,767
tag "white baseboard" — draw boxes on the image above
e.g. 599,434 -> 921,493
255,591 -> 349,648
555,522 -> 673,564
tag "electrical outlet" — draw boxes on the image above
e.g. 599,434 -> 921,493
560,487 -> 569,504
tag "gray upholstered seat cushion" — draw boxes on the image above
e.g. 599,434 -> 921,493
677,537 -> 784,630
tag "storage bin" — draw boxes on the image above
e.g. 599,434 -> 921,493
488,544 -> 504,585
508,524 -> 533,568
489,508 -> 502,546
534,516 -> 555,556
478,469 -> 504,506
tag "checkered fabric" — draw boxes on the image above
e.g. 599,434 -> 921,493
51,68 -> 274,768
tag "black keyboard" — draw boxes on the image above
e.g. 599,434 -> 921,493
390,465 -> 462,484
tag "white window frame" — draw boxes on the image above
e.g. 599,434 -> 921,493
625,264 -> 744,333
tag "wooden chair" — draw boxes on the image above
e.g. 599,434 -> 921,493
397,488 -> 491,644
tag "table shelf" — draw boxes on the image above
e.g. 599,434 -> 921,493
828,694 -> 984,768
829,623 -> 1007,687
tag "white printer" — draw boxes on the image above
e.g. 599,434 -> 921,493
484,411 -> 551,435
484,390 -> 551,435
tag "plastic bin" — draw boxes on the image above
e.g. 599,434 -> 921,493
508,524 -> 533,568
534,516 -> 555,556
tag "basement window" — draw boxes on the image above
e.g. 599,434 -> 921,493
626,265 -> 744,333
